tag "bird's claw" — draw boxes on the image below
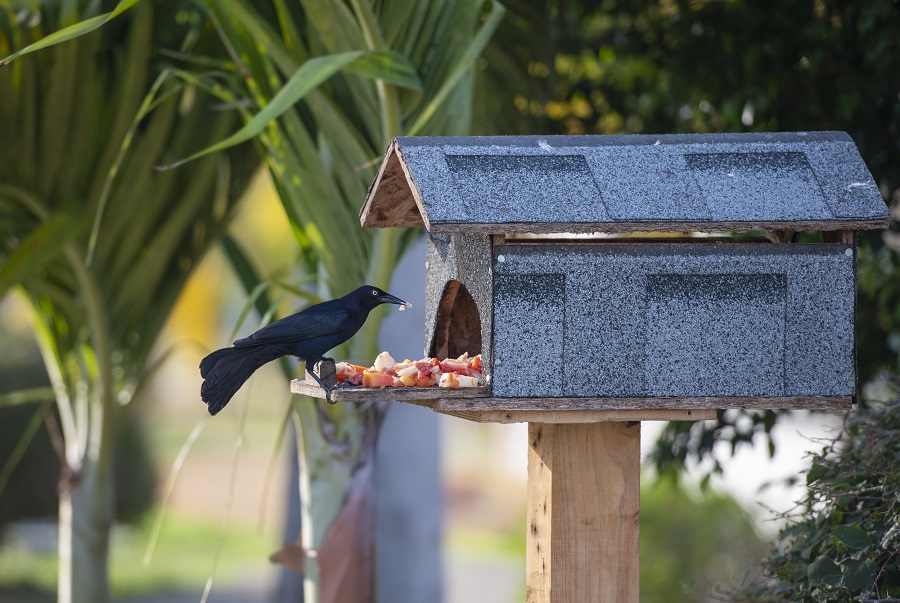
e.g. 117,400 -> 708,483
306,360 -> 337,404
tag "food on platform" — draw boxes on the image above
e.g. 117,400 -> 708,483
333,352 -> 482,389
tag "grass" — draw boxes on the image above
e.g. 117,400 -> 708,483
0,509 -> 278,599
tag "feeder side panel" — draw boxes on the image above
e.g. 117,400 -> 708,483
491,243 -> 855,399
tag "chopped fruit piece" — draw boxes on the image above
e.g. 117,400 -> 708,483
373,351 -> 396,372
362,371 -> 395,389
397,365 -> 419,378
328,351 -> 483,390
440,373 -> 479,388
439,358 -> 469,373
439,372 -> 459,388
335,362 -> 367,385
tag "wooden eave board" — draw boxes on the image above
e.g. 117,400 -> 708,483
423,218 -> 888,235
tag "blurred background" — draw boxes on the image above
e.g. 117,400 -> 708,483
0,173 -> 773,602
1,1 -> 897,602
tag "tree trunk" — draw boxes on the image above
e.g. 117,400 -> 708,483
58,450 -> 114,603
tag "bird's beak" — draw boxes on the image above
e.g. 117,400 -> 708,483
378,292 -> 409,306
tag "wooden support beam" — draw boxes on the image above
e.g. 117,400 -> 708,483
527,422 -> 640,603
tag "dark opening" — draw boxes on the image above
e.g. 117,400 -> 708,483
429,280 -> 482,359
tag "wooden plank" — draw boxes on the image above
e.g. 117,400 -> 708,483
823,229 -> 856,245
435,395 -> 853,411
290,379 -> 490,402
503,235 -> 774,246
427,218 -> 888,235
440,408 -> 714,423
527,422 -> 640,602
764,230 -> 796,243
291,380 -> 852,411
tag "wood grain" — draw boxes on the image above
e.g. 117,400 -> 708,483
290,379 -> 491,402
291,380 -> 851,412
433,395 -> 852,411
427,218 -> 888,235
439,408 -> 715,423
359,141 -> 428,229
823,229 -> 856,244
527,422 -> 640,603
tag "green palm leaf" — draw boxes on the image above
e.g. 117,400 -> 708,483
159,49 -> 421,170
0,0 -> 141,66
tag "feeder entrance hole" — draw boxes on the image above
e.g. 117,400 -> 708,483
430,280 -> 482,360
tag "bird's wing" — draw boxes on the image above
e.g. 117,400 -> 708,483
233,306 -> 351,347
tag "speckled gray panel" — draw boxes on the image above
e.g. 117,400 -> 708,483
493,274 -> 566,397
646,274 -> 787,395
686,152 -> 830,221
445,155 -> 609,224
394,132 -> 888,229
593,147 -> 710,221
491,244 -> 855,398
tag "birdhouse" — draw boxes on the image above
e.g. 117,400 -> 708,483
358,132 -> 889,412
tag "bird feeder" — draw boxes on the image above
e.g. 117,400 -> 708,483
295,132 -> 889,601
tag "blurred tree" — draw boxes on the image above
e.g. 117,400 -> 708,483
147,1 -> 503,600
476,0 -> 898,480
0,2 -> 258,601
640,479 -> 767,602
0,307 -> 156,532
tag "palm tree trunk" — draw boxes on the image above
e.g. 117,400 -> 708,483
58,449 -> 114,603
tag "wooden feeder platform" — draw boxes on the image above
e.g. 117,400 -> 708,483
291,375 -> 850,424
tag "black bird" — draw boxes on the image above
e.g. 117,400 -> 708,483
200,285 -> 408,415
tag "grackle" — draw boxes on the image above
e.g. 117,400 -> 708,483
200,285 -> 408,415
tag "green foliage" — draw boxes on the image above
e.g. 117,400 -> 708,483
641,479 -> 767,602
1,2 -> 258,600
647,409 -> 781,487
727,401 -> 900,601
0,0 -> 257,417
202,0 -> 504,322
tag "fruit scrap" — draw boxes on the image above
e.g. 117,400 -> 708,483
334,351 -> 482,389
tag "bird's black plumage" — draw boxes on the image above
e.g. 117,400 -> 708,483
200,285 -> 408,415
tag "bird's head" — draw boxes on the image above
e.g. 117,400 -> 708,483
356,285 -> 410,310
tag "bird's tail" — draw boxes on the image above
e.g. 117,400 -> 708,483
199,346 -> 275,415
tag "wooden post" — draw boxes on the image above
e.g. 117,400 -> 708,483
526,422 -> 640,603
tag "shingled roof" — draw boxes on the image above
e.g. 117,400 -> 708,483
359,132 -> 889,234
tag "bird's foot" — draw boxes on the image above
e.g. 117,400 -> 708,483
306,361 -> 337,404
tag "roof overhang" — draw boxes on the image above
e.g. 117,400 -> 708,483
359,133 -> 891,234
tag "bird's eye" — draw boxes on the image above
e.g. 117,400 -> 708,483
371,289 -> 379,296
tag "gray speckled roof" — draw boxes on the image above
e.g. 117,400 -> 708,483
360,132 -> 889,233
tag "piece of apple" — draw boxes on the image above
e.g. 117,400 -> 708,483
373,351 -> 396,372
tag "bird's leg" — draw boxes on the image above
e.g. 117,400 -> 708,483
306,360 -> 336,404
